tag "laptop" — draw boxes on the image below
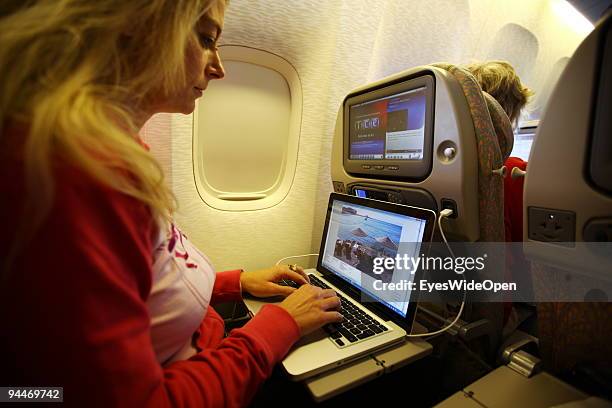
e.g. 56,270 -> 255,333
281,193 -> 436,381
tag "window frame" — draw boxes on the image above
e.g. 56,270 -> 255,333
192,45 -> 303,211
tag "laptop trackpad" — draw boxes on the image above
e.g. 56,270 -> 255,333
294,328 -> 328,346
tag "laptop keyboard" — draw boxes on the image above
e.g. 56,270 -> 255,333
305,275 -> 389,347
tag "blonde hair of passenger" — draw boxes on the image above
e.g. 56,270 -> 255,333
0,0 -> 215,270
465,60 -> 534,126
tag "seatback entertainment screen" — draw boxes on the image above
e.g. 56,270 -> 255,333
342,73 -> 435,181
349,87 -> 427,161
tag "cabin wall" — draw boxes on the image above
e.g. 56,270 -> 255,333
141,0 -> 591,272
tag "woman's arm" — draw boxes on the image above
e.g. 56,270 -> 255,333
210,269 -> 243,305
211,264 -> 311,305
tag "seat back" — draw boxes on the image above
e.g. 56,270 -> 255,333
524,12 -> 612,375
330,64 -> 515,242
330,65 -> 481,242
433,63 -> 513,243
433,64 -> 517,353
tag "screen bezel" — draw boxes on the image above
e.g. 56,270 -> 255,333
343,73 -> 435,181
316,193 -> 436,331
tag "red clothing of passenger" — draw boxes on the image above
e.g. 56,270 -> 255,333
0,126 -> 300,407
503,156 -> 528,243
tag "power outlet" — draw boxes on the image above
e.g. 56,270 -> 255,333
528,207 -> 576,245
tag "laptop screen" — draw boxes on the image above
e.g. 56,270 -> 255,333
320,196 -> 428,318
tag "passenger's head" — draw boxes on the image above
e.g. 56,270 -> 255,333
0,0 -> 227,123
465,61 -> 534,126
0,0 -> 227,249
145,0 -> 226,115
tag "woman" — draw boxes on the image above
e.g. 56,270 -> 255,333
0,1 -> 342,407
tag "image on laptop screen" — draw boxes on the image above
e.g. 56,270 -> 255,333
320,197 -> 427,318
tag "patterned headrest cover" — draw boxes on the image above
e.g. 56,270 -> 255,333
482,91 -> 514,161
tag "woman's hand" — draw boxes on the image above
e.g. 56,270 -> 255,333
278,285 -> 343,336
240,264 -> 310,298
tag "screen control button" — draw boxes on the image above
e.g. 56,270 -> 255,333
443,147 -> 456,159
387,166 -> 399,170
374,165 -> 384,170
361,165 -> 372,169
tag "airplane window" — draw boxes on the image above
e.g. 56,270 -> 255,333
192,46 -> 302,211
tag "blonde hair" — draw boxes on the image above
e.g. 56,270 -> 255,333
0,0 -> 217,269
465,60 -> 534,126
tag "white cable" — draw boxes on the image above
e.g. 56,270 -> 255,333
407,209 -> 466,338
437,208 -> 456,258
275,253 -> 319,266
406,293 -> 466,337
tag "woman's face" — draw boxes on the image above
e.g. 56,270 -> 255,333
149,1 -> 226,115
